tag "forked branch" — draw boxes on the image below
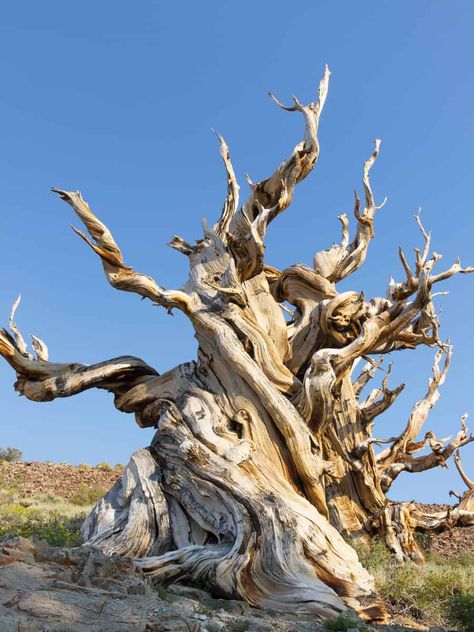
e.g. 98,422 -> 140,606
313,141 -> 384,282
227,65 -> 331,280
0,298 -> 157,402
377,347 -> 451,468
51,188 -> 191,312
381,415 -> 474,490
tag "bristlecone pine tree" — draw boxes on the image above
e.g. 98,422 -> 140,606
1,67 -> 474,622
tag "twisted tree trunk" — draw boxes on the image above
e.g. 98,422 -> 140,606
1,67 -> 473,622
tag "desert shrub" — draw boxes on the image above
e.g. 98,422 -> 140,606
351,536 -> 474,626
446,592 -> 474,632
70,484 -> 105,506
96,461 -> 112,472
0,447 -> 22,462
0,516 -> 81,547
0,493 -> 86,547
323,613 -> 360,631
382,558 -> 473,624
352,536 -> 391,571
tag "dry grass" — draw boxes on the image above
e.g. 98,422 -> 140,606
355,538 -> 474,627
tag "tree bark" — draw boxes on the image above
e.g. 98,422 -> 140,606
1,66 -> 473,622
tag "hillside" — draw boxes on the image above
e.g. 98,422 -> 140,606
2,459 -> 123,500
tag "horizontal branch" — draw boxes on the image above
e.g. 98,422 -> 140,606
381,415 -> 473,491
0,299 -> 157,402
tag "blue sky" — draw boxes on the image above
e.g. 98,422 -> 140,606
0,1 -> 473,503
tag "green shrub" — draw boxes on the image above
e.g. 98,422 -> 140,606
350,536 -> 474,627
96,461 -> 112,472
352,536 -> 391,571
446,592 -> 474,632
0,515 -> 81,547
0,447 -> 22,462
323,613 -> 360,632
70,485 -> 105,506
370,552 -> 473,626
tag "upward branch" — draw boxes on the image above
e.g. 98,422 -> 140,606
226,65 -> 331,280
313,140 -> 383,282
51,188 -> 191,312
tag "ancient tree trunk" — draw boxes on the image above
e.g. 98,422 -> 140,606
1,67 -> 473,622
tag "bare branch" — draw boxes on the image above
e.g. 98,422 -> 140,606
453,443 -> 474,490
9,296 -> 30,358
414,210 -> 431,274
51,188 -> 191,312
388,215 -> 473,302
360,364 -> 405,425
382,436 -> 474,490
212,131 -> 240,241
31,335 -> 49,362
377,347 -> 451,467
0,325 -> 156,405
313,140 -> 382,282
228,66 -> 331,280
352,357 -> 383,398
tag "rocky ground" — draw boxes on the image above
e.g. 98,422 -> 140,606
414,503 -> 474,557
2,461 -> 123,501
0,535 -> 422,632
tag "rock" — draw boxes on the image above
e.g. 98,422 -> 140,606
0,537 -> 428,632
168,584 -> 213,601
202,597 -> 250,615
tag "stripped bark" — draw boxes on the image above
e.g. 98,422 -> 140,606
1,67 -> 473,621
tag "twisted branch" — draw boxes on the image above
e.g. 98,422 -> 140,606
51,188 -> 191,312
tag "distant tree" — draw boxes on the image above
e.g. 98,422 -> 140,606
0,447 -> 23,462
1,67 -> 473,622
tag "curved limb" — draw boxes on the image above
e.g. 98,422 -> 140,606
51,188 -> 191,313
0,299 -> 157,402
313,141 -> 384,282
376,348 -> 451,469
227,66 -> 330,280
453,447 -> 474,490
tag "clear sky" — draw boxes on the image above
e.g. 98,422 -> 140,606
1,1 -> 473,503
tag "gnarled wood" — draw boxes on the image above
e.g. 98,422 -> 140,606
1,67 -> 473,621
